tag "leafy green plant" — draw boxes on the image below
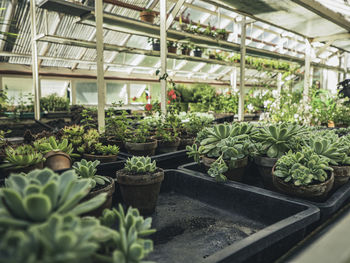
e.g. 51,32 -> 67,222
34,136 -> 78,158
61,125 -> 85,149
73,159 -> 110,188
0,169 -> 106,227
252,123 -> 307,158
274,148 -> 333,186
95,144 -> 119,155
40,94 -> 69,112
0,145 -> 44,169
124,156 -> 157,174
125,123 -> 151,143
105,109 -> 130,141
95,205 -> 155,263
207,157 -> 228,182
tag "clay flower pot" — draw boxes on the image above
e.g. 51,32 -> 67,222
83,153 -> 118,163
124,139 -> 157,156
330,165 -> 350,190
82,176 -> 115,217
202,156 -> 248,182
155,137 -> 181,154
116,168 -> 164,215
272,166 -> 334,201
254,156 -> 278,189
140,10 -> 156,23
44,151 -> 71,171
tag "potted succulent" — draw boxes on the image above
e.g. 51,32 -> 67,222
167,41 -> 178,54
116,156 -> 164,215
179,42 -> 193,56
193,46 -> 204,57
61,124 -> 85,154
73,159 -> 115,216
140,9 -> 157,23
272,148 -> 334,200
148,37 -> 160,51
252,123 -> 307,188
124,123 -> 157,156
78,129 -> 119,163
0,145 -> 44,177
187,123 -> 254,182
34,136 -> 76,171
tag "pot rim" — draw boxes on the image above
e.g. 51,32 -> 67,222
44,150 -> 71,161
116,168 -> 164,185
88,176 -> 115,197
124,138 -> 157,145
83,153 -> 118,158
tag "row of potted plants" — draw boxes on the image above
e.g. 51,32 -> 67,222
187,122 -> 350,200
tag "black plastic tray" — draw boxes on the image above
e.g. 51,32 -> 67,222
179,162 -> 350,221
118,149 -> 191,169
117,169 -> 318,263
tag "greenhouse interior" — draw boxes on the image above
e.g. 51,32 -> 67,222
1,0 -> 350,262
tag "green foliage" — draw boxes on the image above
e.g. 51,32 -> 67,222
0,169 -> 106,227
95,205 -> 155,263
95,144 -> 119,155
125,123 -> 151,144
61,125 -> 85,149
207,157 -> 228,182
0,145 -> 44,169
252,123 -> 308,158
124,156 -> 157,174
174,84 -> 194,103
274,148 -> 333,186
186,144 -> 201,163
105,109 -> 130,141
40,94 -> 69,112
73,159 -> 110,189
34,136 -> 75,157
77,129 -> 118,156
181,114 -> 213,136
80,108 -> 97,130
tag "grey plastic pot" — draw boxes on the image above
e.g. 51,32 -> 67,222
330,165 -> 350,190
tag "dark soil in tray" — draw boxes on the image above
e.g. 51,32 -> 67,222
148,192 -> 265,262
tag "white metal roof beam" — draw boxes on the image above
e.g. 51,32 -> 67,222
312,33 -> 350,43
316,40 -> 335,57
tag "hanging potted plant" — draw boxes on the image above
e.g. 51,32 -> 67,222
140,9 -> 157,23
272,148 -> 334,200
34,136 -> 77,171
187,123 -> 253,182
148,38 -> 160,51
77,129 -> 119,163
73,159 -> 115,216
252,123 -> 308,189
116,156 -> 164,215
167,41 -> 178,54
0,145 -> 44,177
124,123 -> 157,156
193,46 -> 204,57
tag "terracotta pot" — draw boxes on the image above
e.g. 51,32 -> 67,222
179,136 -> 195,150
254,156 -> 278,189
272,166 -> 334,201
1,162 -> 43,178
82,176 -> 115,217
124,139 -> 157,156
168,46 -> 177,54
155,137 -> 180,154
328,120 -> 335,128
83,153 -> 118,163
331,165 -> 350,189
116,168 -> 164,215
140,11 -> 156,23
202,156 -> 248,182
44,151 -> 71,171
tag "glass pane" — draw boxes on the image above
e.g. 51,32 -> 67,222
76,82 -> 97,105
3,77 -> 33,104
130,83 -> 147,104
106,83 -> 127,105
41,79 -> 69,98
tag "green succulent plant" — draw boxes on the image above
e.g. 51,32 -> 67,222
73,159 -> 110,188
0,145 -> 44,169
124,156 -> 157,174
0,169 -> 106,227
34,136 -> 78,158
274,148 -> 333,186
95,144 -> 119,156
252,123 -> 308,158
95,205 -> 155,263
207,157 -> 228,182
61,125 -> 85,149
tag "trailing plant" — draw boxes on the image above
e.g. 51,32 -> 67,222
207,157 -> 228,182
274,148 -> 333,186
124,156 -> 157,174
73,159 -> 110,188
0,145 -> 44,169
95,205 -> 155,263
0,169 -> 106,227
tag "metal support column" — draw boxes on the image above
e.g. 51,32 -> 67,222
30,0 -> 41,120
95,0 -> 106,132
276,72 -> 282,108
303,39 -> 312,106
160,0 -> 167,115
238,17 -> 246,121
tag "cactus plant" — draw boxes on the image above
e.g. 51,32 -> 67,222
0,169 -> 106,227
73,159 -> 110,188
0,145 -> 44,169
124,156 -> 157,174
95,205 -> 155,263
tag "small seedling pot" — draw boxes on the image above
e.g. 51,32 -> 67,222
44,151 -> 71,171
140,11 -> 156,23
83,176 -> 115,217
124,139 -> 158,156
330,165 -> 350,190
202,155 -> 248,182
272,166 -> 334,201
116,168 -> 164,215
83,153 -> 118,163
254,156 -> 278,189
154,137 -> 180,154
